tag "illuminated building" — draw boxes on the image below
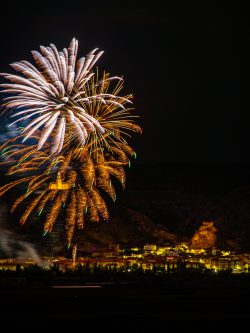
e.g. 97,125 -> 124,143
48,172 -> 71,190
143,244 -> 157,254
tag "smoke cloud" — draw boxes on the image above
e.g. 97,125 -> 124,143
0,204 -> 42,264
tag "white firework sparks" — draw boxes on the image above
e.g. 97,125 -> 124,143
0,38 -> 128,154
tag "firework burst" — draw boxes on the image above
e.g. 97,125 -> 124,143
0,131 -> 137,246
0,38 -> 141,249
0,38 -> 137,154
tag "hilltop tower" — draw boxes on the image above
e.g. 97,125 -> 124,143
49,172 -> 71,190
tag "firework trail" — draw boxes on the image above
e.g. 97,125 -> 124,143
0,38 -> 138,153
0,38 -> 141,248
0,130 -> 138,246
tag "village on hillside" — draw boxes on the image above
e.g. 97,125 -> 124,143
1,222 -> 250,274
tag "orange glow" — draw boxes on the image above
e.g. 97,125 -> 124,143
49,172 -> 71,190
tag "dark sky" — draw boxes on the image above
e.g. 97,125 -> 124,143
0,1 -> 245,164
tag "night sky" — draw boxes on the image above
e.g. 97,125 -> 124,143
0,1 -> 245,164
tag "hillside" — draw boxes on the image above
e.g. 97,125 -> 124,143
1,164 -> 250,255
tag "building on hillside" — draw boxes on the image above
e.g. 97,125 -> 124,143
49,172 -> 71,190
143,244 -> 157,254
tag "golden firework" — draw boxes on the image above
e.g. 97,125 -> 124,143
0,38 -> 141,249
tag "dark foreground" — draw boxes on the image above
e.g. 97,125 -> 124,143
1,279 -> 249,330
